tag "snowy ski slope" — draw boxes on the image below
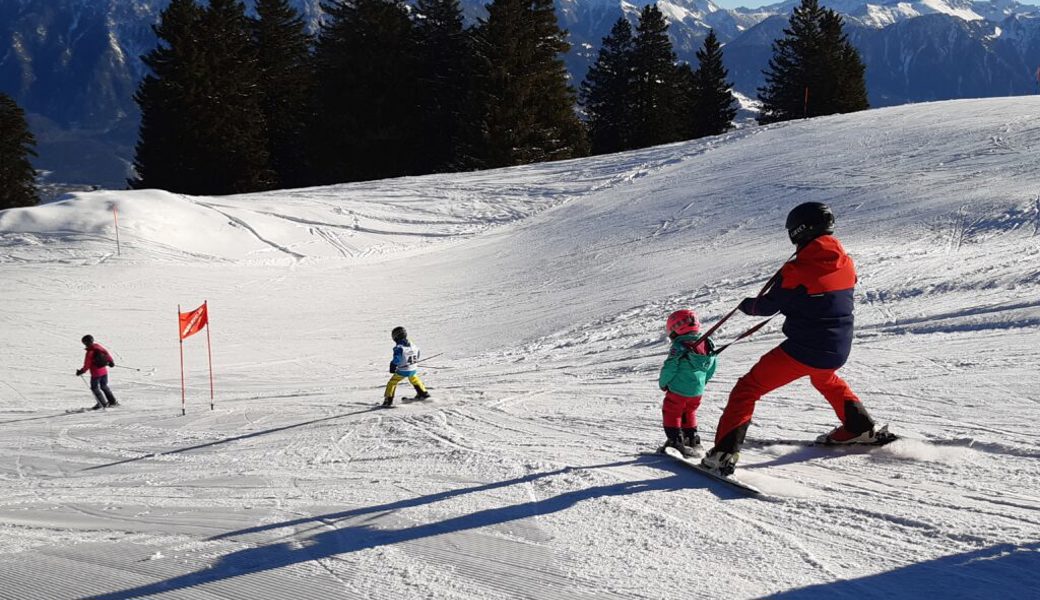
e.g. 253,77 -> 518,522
1,97 -> 1038,599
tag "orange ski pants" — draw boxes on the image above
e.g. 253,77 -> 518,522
715,346 -> 860,447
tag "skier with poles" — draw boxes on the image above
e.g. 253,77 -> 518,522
701,202 -> 881,476
382,326 -> 431,407
75,335 -> 120,410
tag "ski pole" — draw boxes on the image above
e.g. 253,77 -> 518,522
113,364 -> 142,372
79,374 -> 90,387
415,353 -> 444,364
711,315 -> 779,355
700,251 -> 796,351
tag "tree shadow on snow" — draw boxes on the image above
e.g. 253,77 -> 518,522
82,455 -> 738,600
765,542 -> 1040,599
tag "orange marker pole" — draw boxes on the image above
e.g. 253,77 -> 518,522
113,205 -> 121,256
178,305 -> 186,416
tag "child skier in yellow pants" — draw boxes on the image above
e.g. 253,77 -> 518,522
382,326 -> 430,407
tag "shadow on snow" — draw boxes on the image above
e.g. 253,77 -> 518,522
766,542 -> 1040,599
80,405 -> 383,472
82,455 -> 744,599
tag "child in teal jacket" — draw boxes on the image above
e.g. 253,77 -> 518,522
659,309 -> 717,458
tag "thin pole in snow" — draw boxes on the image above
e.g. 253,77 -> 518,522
113,204 -> 121,256
205,300 -> 214,411
178,304 -> 186,417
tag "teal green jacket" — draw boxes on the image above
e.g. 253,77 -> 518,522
658,334 -> 717,397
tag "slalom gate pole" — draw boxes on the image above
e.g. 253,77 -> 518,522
205,301 -> 214,411
178,304 -> 186,416
701,251 -> 797,355
113,205 -> 121,256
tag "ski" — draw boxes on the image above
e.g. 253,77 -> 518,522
661,446 -> 764,496
379,396 -> 431,408
743,425 -> 899,449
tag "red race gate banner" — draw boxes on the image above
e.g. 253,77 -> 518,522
179,303 -> 208,340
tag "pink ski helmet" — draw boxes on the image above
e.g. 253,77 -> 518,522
666,309 -> 701,337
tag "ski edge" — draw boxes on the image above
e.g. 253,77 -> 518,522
661,446 -> 764,496
744,424 -> 900,449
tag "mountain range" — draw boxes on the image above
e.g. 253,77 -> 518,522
1,0 -> 1039,187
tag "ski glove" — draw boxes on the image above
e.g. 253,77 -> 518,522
108,360 -> 115,367
389,361 -> 397,374
76,369 -> 85,376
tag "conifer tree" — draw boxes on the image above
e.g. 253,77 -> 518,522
311,0 -> 421,183
0,92 -> 39,209
133,0 -> 273,194
690,30 -> 738,138
757,0 -> 868,124
630,4 -> 684,149
471,0 -> 588,168
253,0 -> 314,189
412,0 -> 475,173
821,10 -> 869,114
580,17 -> 637,155
193,0 -> 274,193
132,0 -> 204,192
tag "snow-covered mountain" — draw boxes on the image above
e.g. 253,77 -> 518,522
1,96 -> 1039,599
2,0 -> 1040,186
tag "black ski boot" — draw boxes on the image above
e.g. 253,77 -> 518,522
381,396 -> 394,408
659,427 -> 698,459
682,427 -> 701,448
412,385 -> 430,401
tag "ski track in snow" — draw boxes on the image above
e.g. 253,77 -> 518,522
1,98 -> 1040,599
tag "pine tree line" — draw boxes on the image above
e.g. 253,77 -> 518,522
128,0 -> 867,196
131,0 -> 587,195
757,0 -> 868,124
0,92 -> 39,209
579,8 -> 738,156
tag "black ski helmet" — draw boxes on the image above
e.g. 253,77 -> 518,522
391,326 -> 407,343
785,202 -> 835,246
81,334 -> 94,346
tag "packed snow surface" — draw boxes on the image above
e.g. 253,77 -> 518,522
1,97 -> 1039,599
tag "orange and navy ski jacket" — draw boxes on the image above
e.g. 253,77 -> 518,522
738,235 -> 856,369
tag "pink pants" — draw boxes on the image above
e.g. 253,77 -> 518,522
662,391 -> 702,429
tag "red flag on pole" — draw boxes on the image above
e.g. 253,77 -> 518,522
179,303 -> 208,340
177,301 -> 215,414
